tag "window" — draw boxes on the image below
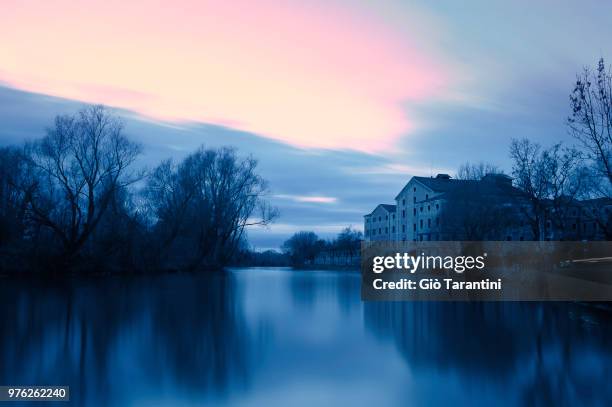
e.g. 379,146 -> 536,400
402,225 -> 406,233
392,226 -> 395,233
378,216 -> 381,221
379,228 -> 381,234
413,223 -> 416,231
413,187 -> 416,192
428,205 -> 431,211
506,236 -> 512,241
413,208 -> 416,216
436,217 -> 439,226
428,219 -> 431,227
413,196 -> 416,203
419,235 -> 423,241
420,206 -> 423,212
402,210 -> 406,218
572,223 -> 576,230
519,236 -> 524,241
402,199 -> 405,205
385,215 -> 388,220
436,204 -> 439,210
420,220 -> 423,229
392,214 -> 395,220
385,227 -> 388,233
426,194 -> 429,200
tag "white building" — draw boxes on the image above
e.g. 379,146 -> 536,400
364,204 -> 396,241
365,173 -> 531,242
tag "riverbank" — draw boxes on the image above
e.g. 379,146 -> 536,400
295,264 -> 359,272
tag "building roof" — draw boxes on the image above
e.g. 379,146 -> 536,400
413,176 -> 475,192
395,173 -> 523,201
380,204 -> 397,212
364,203 -> 396,217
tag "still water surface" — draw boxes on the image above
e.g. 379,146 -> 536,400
1,268 -> 611,406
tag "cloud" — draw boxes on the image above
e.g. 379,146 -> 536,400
0,0 -> 447,152
274,195 -> 338,204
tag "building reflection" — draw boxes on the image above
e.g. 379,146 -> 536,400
364,301 -> 612,404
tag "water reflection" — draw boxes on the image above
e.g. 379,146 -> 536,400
0,273 -> 257,406
1,269 -> 611,406
364,301 -> 612,405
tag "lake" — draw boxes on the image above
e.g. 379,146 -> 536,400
1,267 -> 611,406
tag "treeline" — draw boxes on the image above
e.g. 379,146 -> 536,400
281,227 -> 362,267
0,106 -> 277,274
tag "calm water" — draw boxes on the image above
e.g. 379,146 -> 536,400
1,268 -> 612,406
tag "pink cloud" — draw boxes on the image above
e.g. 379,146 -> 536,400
0,0 -> 447,151
275,194 -> 338,204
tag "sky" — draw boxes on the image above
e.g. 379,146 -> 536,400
1,0 -> 611,249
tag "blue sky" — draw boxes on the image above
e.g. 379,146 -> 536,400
1,1 -> 611,249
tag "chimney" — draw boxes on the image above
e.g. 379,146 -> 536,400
435,173 -> 451,180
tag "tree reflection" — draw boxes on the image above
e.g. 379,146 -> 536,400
0,273 -> 257,406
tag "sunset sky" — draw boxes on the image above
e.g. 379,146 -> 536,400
1,0 -> 611,248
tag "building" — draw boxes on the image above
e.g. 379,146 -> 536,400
364,204 -> 396,241
541,197 -> 612,241
397,173 -> 534,241
365,173 -> 612,242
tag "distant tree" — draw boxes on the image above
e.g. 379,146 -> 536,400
456,162 -> 502,180
145,146 -> 278,270
281,231 -> 325,266
231,248 -> 290,267
24,106 -> 141,268
334,227 -> 363,263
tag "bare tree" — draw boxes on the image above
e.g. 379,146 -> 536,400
24,105 -> 141,267
510,139 -> 549,240
146,146 -> 278,270
567,58 -> 612,239
0,147 -> 29,247
510,139 -> 589,240
541,143 -> 589,236
568,58 -> 612,185
456,161 -> 502,180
